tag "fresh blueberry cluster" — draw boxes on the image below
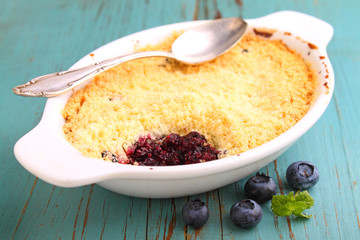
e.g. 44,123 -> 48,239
182,161 -> 319,229
229,172 -> 277,228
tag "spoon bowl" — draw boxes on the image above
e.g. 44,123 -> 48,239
13,18 -> 247,97
172,17 -> 247,64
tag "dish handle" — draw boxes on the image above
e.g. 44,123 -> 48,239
248,10 -> 334,47
13,122 -> 132,188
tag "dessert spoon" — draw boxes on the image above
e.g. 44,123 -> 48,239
13,17 -> 247,97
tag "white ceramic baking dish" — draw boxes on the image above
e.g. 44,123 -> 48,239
14,11 -> 334,198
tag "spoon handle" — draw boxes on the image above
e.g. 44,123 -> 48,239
13,51 -> 175,97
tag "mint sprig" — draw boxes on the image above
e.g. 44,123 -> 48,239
271,191 -> 314,218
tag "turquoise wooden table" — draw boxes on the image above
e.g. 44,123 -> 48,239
1,0 -> 359,239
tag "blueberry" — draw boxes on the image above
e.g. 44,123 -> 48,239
286,161 -> 319,190
244,172 -> 277,204
101,151 -> 118,163
182,199 -> 209,228
230,199 -> 263,228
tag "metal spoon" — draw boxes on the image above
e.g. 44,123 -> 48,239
13,18 -> 247,97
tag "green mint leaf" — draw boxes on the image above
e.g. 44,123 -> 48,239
271,192 -> 295,217
271,191 -> 314,218
293,191 -> 314,218
295,191 -> 314,208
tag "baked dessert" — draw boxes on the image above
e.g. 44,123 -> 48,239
62,29 -> 317,166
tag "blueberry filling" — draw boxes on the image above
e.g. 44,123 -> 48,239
102,131 -> 219,166
126,131 -> 219,166
101,151 -> 118,163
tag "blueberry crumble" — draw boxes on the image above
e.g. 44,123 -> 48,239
63,32 -> 317,165
101,131 -> 219,166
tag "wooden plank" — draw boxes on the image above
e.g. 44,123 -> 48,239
146,198 -> 186,240
82,186 -> 148,240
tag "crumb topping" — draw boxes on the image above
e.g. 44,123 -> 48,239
62,30 -> 317,162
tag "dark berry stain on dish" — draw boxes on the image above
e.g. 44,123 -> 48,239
125,132 -> 219,166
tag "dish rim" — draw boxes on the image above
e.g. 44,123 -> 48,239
13,10 -> 334,186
